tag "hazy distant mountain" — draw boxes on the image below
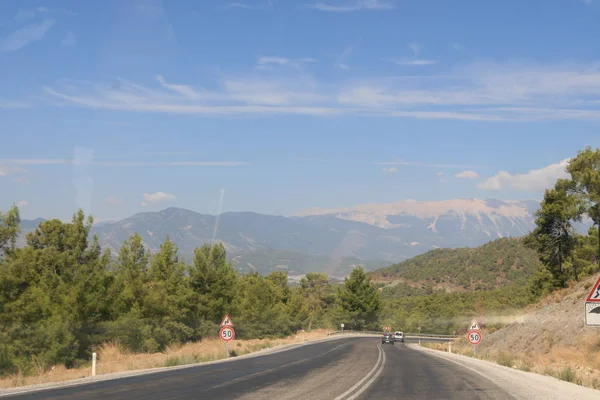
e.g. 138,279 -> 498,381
17,199 -> 549,276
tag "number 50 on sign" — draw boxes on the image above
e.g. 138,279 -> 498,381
467,330 -> 482,345
220,326 -> 235,342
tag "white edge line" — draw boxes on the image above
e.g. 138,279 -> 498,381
0,335 -> 375,398
346,347 -> 386,400
333,344 -> 383,400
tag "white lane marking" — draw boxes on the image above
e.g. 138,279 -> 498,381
346,348 -> 386,400
333,344 -> 385,400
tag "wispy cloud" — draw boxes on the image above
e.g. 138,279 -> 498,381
392,43 -> 438,66
0,165 -> 29,184
0,100 -> 29,109
256,56 -> 315,70
15,200 -> 28,208
333,39 -> 360,70
61,31 -> 77,47
296,156 -> 328,162
394,59 -> 438,66
455,170 -> 479,179
0,158 -> 249,167
304,0 -> 394,12
141,191 -> 175,206
478,159 -> 570,192
375,161 -> 487,169
226,1 -> 275,10
12,7 -> 75,21
0,19 -> 55,52
39,61 -> 600,122
0,158 -> 69,165
382,166 -> 398,173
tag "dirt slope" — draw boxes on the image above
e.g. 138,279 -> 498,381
446,274 -> 600,389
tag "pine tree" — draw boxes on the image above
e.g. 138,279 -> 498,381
334,267 -> 380,331
0,205 -> 20,258
188,242 -> 237,325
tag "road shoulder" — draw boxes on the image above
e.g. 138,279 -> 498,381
409,344 -> 600,400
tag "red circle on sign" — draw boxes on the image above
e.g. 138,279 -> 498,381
220,326 -> 235,342
466,329 -> 482,345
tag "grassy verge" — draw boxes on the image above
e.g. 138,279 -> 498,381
0,330 -> 329,388
421,335 -> 600,390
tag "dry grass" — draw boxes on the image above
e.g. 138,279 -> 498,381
0,330 -> 329,389
424,332 -> 600,390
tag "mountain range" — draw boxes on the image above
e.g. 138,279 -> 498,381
17,198 -> 543,276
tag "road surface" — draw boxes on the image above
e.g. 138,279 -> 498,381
2,337 -> 515,400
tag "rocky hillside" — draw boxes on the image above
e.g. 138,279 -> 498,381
298,198 -> 540,240
447,274 -> 600,389
372,237 -> 541,291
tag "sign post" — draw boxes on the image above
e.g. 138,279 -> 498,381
220,314 -> 235,357
467,319 -> 482,355
341,323 -> 344,331
467,328 -> 482,356
585,277 -> 600,326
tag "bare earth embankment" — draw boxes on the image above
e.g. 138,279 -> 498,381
0,330 -> 329,389
425,274 -> 600,390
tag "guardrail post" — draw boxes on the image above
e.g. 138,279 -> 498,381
92,352 -> 97,377
448,342 -> 452,354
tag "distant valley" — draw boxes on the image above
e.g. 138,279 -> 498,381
17,198 -> 545,276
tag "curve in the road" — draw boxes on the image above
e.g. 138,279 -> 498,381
3,337 -> 516,400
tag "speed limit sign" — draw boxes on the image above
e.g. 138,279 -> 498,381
467,330 -> 482,345
219,326 -> 235,342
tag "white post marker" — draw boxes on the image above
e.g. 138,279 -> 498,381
585,277 -> 600,326
91,352 -> 97,377
341,323 -> 344,331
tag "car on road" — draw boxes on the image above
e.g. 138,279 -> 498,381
394,331 -> 404,343
382,333 -> 394,345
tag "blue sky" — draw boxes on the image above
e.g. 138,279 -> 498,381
2,0 -> 600,221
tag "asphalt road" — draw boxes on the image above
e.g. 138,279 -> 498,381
4,337 -> 514,400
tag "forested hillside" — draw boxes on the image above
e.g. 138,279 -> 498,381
0,207 -> 380,376
373,237 -> 540,291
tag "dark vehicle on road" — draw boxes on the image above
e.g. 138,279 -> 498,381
382,333 -> 394,345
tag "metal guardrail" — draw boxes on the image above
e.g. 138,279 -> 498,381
326,330 -> 458,340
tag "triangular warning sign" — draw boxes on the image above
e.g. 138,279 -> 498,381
469,319 -> 480,331
585,277 -> 600,303
220,314 -> 234,327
